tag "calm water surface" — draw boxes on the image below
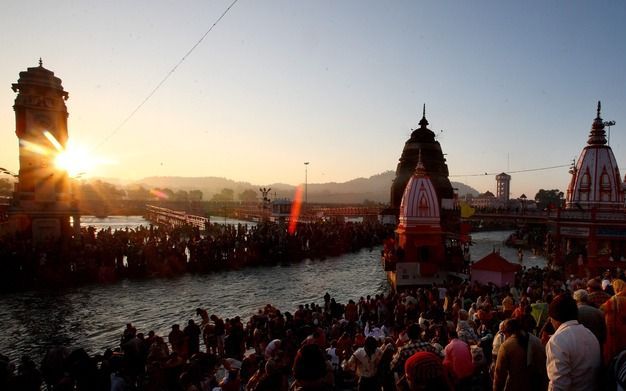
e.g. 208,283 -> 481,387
0,217 -> 545,363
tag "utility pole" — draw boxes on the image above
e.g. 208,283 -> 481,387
304,162 -> 309,207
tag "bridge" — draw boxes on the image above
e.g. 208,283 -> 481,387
145,205 -> 210,230
464,210 -> 549,223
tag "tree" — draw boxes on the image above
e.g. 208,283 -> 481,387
174,190 -> 189,202
534,189 -> 564,210
126,185 -> 151,200
210,188 -> 234,202
188,190 -> 203,201
238,189 -> 258,203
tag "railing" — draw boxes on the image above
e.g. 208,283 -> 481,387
146,205 -> 209,230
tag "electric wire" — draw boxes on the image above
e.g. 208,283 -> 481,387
450,163 -> 572,177
93,0 -> 240,150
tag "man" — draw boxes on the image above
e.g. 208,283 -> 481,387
168,324 -> 185,355
546,293 -> 601,391
572,289 -> 605,346
442,330 -> 474,388
390,323 -> 437,377
587,278 -> 611,308
493,318 -> 547,391
183,319 -> 201,357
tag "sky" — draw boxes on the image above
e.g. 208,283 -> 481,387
1,0 -> 625,199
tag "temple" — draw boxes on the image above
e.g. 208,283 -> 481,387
383,108 -> 467,290
8,61 -> 80,244
390,105 -> 455,214
547,102 -> 626,273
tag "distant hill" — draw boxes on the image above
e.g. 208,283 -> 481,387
133,171 -> 479,204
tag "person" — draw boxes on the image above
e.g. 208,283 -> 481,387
211,314 -> 226,357
572,289 -> 605,346
265,339 -> 282,361
403,351 -> 452,391
546,293 -> 601,391
184,319 -> 201,357
456,310 -> 479,345
390,323 -> 437,378
601,279 -> 626,364
168,324 -> 185,355
492,318 -> 547,391
291,344 -> 333,391
442,330 -> 474,389
587,278 -> 611,308
343,336 -> 382,391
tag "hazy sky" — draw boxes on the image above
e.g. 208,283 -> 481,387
1,1 -> 625,198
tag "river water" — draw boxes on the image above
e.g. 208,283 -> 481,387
0,217 -> 545,363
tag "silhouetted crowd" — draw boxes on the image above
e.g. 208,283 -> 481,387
2,265 -> 626,390
0,221 -> 392,291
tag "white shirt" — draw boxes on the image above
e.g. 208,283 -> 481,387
344,347 -> 382,378
364,323 -> 386,341
546,320 -> 601,391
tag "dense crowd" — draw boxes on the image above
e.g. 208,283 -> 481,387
2,264 -> 625,390
0,221 -> 392,291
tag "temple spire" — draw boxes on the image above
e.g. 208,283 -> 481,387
415,148 -> 426,175
418,103 -> 429,128
38,58 -> 43,67
588,100 -> 607,145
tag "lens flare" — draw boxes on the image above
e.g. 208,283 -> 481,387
150,189 -> 169,200
288,185 -> 303,235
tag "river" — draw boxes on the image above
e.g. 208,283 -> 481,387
0,216 -> 546,363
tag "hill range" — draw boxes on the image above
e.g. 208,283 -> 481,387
122,170 -> 479,204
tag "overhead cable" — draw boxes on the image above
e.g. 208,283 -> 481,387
93,0 -> 240,150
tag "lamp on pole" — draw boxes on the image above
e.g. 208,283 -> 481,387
304,162 -> 309,207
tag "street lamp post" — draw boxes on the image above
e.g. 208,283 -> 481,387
304,162 -> 309,208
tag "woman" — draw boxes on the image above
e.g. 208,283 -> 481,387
602,279 -> 626,364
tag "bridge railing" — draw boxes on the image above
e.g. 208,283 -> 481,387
146,204 -> 209,230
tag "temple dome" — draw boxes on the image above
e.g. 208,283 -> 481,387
11,59 -> 68,99
390,105 -> 454,211
398,158 -> 441,229
566,102 -> 624,210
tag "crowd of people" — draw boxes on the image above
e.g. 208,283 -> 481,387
0,221 -> 392,291
1,264 -> 625,390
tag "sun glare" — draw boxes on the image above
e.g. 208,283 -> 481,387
54,144 -> 95,177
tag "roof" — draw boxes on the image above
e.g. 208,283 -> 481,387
398,160 -> 441,228
471,252 -> 521,273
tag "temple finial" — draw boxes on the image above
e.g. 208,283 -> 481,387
418,103 -> 429,128
597,101 -> 601,118
38,58 -> 43,67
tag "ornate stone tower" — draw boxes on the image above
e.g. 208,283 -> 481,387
496,172 -> 511,202
10,60 -> 78,243
390,106 -> 454,214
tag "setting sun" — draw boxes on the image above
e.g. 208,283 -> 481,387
54,143 -> 95,177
